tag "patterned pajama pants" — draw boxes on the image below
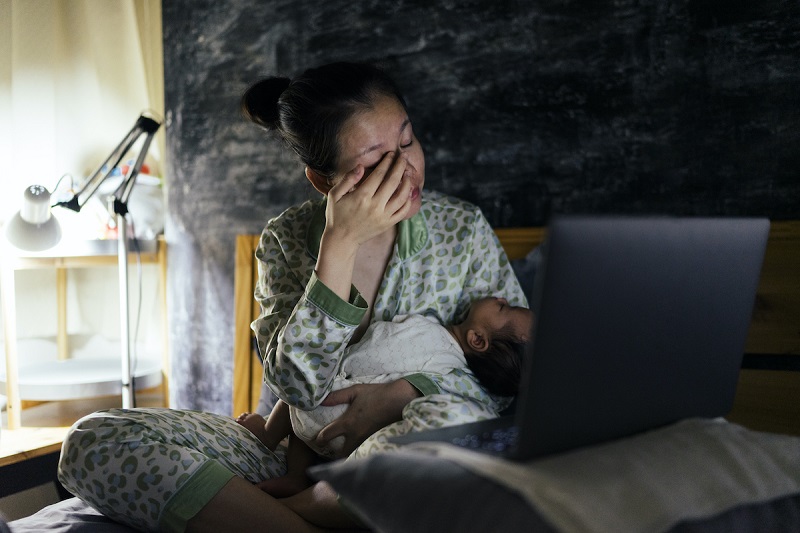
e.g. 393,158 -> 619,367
57,408 -> 287,532
57,395 -> 496,531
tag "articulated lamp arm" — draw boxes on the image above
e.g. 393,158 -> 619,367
55,113 -> 161,216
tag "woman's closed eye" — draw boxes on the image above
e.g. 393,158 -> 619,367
400,126 -> 415,149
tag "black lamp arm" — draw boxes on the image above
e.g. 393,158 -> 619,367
55,114 -> 161,214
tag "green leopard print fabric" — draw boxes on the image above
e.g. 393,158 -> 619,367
58,408 -> 287,532
57,191 -> 526,531
253,191 -> 526,412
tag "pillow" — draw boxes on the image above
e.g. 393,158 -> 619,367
310,420 -> 800,533
311,453 -> 800,533
310,451 -> 553,533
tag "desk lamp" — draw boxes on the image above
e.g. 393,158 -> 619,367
3,185 -> 63,252
4,113 -> 161,409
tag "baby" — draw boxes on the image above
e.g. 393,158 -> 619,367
237,296 -> 534,496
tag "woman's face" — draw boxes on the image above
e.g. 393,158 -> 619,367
335,94 -> 426,219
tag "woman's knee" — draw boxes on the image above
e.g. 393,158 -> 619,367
58,409 -> 129,485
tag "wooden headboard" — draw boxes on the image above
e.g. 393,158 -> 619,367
233,222 -> 800,435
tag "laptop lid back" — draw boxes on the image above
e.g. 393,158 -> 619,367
512,216 -> 769,460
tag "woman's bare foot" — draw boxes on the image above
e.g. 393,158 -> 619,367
235,412 -> 273,449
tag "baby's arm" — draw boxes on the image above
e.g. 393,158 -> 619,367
236,401 -> 319,497
263,400 -> 292,450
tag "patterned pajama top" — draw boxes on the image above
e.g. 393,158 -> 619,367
252,190 -> 527,413
291,313 -> 468,458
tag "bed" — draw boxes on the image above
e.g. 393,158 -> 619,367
7,221 -> 800,532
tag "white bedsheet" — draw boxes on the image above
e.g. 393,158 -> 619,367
7,497 -> 133,533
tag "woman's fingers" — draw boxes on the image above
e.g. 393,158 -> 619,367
335,151 -> 405,205
327,165 -> 365,203
359,151 -> 398,195
314,419 -> 353,458
315,381 -> 419,458
374,154 -> 410,206
323,151 -> 413,245
320,387 -> 355,407
384,166 -> 415,219
315,386 -> 369,457
354,153 -> 412,224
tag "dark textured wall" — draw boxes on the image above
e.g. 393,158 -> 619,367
162,0 -> 800,413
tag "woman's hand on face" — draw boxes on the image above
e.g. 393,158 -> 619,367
314,379 -> 422,458
325,151 -> 415,246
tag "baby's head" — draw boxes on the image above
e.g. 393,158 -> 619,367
457,297 -> 534,397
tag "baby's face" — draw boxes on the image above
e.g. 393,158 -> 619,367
466,297 -> 534,341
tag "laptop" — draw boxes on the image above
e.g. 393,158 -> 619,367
391,215 -> 770,460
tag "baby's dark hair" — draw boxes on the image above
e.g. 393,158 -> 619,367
240,61 -> 407,178
463,327 -> 526,397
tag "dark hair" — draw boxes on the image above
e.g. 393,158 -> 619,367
463,328 -> 525,397
240,61 -> 407,178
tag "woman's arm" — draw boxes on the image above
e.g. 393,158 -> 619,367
315,152 -> 413,300
254,154 -> 414,409
313,369 -> 507,458
310,203 -> 523,454
254,225 -> 366,409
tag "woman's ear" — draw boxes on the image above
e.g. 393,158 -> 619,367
466,329 -> 490,353
305,167 -> 331,194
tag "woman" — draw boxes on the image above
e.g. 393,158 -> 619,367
58,61 -> 526,532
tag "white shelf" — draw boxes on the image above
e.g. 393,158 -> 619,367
1,237 -> 168,428
0,357 -> 162,401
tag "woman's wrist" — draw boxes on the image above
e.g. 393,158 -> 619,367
315,229 -> 359,301
386,379 -> 423,421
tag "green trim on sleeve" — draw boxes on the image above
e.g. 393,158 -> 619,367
159,460 -> 236,533
403,373 -> 440,396
305,271 -> 368,327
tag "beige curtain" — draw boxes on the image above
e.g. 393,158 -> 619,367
0,0 -> 164,224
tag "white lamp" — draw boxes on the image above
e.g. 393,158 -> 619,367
4,185 -> 62,252
3,113 -> 161,409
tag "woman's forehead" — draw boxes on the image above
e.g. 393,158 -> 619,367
338,95 -> 408,164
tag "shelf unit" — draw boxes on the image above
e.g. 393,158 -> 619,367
0,237 -> 169,429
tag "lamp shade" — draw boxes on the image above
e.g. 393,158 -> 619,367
4,185 -> 62,251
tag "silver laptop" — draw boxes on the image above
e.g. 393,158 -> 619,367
391,215 -> 770,460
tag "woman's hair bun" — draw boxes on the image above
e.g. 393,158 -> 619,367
241,77 -> 291,130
